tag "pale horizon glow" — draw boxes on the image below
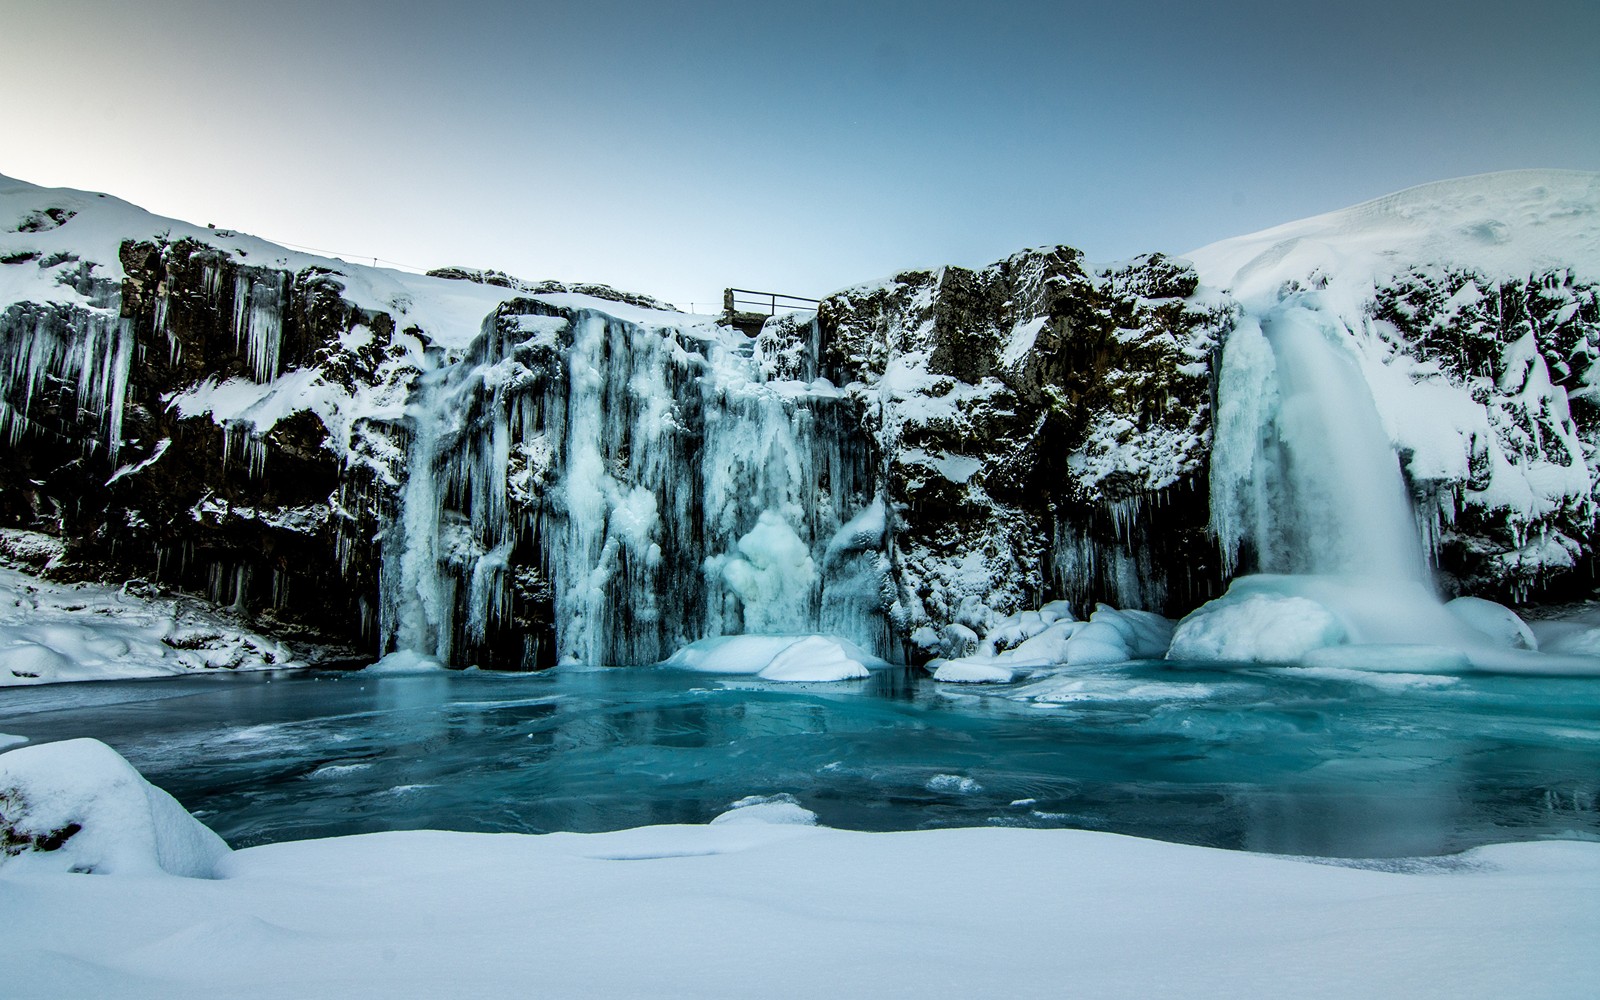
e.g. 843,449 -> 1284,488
2,0 -> 1597,309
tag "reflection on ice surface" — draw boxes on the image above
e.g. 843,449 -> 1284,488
4,660 -> 1597,860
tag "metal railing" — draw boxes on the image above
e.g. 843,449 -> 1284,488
723,288 -> 821,317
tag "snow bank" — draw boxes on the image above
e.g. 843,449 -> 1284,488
661,634 -> 882,682
0,566 -> 301,686
362,650 -> 447,674
1,799 -> 1595,1000
0,738 -> 229,878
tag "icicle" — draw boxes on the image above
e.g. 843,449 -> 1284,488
231,271 -> 286,383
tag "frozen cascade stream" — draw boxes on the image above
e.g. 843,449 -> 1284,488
379,304 -> 892,668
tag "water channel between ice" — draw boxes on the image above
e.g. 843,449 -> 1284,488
4,660 -> 1597,860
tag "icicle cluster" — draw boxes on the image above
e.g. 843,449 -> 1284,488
0,297 -> 135,464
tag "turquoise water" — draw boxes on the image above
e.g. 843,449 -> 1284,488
3,660 -> 1598,858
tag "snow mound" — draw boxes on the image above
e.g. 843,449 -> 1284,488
0,738 -> 229,878
362,650 -> 448,674
1169,590 -> 1347,664
756,636 -> 870,682
1067,606 -> 1175,665
709,793 -> 818,826
662,634 -> 881,682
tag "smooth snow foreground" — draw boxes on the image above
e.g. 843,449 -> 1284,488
1,743 -> 1596,1000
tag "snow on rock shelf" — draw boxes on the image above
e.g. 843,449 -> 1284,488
0,561 -> 299,686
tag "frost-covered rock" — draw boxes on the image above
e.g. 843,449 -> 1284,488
819,247 -> 1228,651
0,738 -> 229,877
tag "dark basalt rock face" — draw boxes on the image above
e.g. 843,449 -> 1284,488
0,236 -> 425,653
814,248 -> 1231,655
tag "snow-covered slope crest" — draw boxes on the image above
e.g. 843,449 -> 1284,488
1188,169 -> 1600,306
1193,171 -> 1600,600
0,173 -> 680,348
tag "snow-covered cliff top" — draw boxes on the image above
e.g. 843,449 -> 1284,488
0,174 -> 688,347
1186,169 -> 1600,307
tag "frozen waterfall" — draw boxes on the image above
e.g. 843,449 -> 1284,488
1211,302 -> 1430,584
1198,296 -> 1598,674
378,303 -> 893,668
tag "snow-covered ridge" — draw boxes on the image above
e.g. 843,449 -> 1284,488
1187,169 -> 1600,304
0,173 -> 681,347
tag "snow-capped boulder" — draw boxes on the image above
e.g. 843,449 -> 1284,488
0,738 -> 229,877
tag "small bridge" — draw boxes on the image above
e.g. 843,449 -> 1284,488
722,288 -> 820,337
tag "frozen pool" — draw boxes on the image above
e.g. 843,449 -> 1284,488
2,659 -> 1597,858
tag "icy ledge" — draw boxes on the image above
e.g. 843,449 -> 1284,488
1,739 -> 1595,1000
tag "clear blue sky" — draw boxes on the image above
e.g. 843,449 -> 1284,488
3,0 -> 1596,309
